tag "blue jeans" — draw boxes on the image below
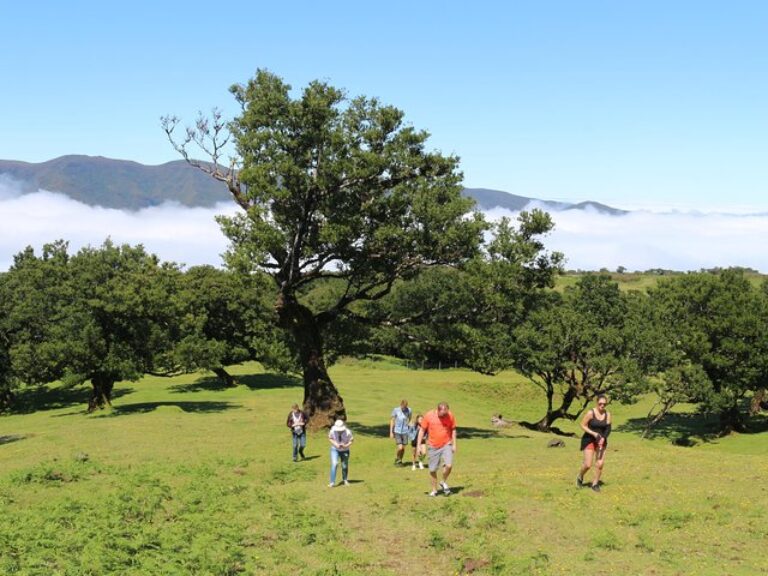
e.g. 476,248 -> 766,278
292,432 -> 306,460
330,447 -> 350,484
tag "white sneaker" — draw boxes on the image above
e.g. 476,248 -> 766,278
418,462 -> 424,469
428,490 -> 439,497
412,464 -> 417,470
328,482 -> 334,488
440,481 -> 451,495
343,480 -> 349,486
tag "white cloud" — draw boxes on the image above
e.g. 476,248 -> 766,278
486,202 -> 768,272
2,181 -> 768,273
0,179 -> 237,271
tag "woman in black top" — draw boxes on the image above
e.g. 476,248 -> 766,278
576,394 -> 611,492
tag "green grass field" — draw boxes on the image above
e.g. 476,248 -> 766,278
557,271 -> 767,293
1,359 -> 767,575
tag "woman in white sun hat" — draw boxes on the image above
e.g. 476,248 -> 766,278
328,419 -> 354,487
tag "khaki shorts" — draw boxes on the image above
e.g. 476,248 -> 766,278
393,433 -> 409,446
427,444 -> 453,472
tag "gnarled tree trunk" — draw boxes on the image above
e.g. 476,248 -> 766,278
749,389 -> 768,416
88,374 -> 114,412
528,384 -> 580,433
276,293 -> 345,430
0,388 -> 13,411
213,367 -> 238,388
719,405 -> 746,434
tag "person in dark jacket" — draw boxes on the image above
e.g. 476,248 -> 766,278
576,394 -> 612,492
286,403 -> 308,461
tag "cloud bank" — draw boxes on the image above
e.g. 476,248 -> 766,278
2,178 -> 768,273
487,202 -> 768,272
0,177 -> 237,271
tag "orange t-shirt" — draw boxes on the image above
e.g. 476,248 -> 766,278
420,409 -> 456,449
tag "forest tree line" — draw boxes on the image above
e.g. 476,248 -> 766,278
2,234 -> 767,435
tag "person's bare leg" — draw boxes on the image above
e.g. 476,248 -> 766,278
429,470 -> 438,492
592,449 -> 606,487
578,448 -> 593,483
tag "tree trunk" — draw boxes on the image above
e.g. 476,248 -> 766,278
530,384 -> 580,432
749,389 -> 768,416
213,366 -> 238,388
88,374 -> 114,412
275,293 -> 345,430
0,388 -> 13,411
719,405 -> 746,434
643,399 -> 676,438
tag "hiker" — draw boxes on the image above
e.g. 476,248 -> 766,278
389,399 -> 412,466
328,419 -> 354,487
417,402 -> 456,496
410,414 -> 427,470
286,403 -> 308,462
576,394 -> 612,492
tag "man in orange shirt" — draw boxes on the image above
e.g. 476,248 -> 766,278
416,401 -> 457,496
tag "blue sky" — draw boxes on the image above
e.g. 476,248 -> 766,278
3,1 -> 767,211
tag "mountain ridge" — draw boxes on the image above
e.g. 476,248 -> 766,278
0,155 -> 626,215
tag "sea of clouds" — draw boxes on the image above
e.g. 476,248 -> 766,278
2,176 -> 768,273
0,176 -> 237,271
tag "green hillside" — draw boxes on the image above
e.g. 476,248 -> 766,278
1,359 -> 766,575
0,156 -> 230,209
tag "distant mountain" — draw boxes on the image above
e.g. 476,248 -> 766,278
464,188 -> 627,216
0,156 -> 626,215
0,156 -> 230,209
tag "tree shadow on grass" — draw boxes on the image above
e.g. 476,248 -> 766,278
240,373 -> 302,390
517,421 -> 577,437
618,413 -> 724,445
344,422 -> 501,439
344,422 -> 390,437
92,400 -> 240,417
13,386 -> 134,414
0,434 -> 28,446
170,372 -> 302,394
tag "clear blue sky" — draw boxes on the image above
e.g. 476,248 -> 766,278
2,1 -> 767,211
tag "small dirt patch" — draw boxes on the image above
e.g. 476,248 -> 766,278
461,558 -> 490,574
463,490 -> 485,498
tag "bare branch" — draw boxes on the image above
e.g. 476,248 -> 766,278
161,110 -> 249,210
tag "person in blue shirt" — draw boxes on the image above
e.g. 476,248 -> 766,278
389,399 -> 412,466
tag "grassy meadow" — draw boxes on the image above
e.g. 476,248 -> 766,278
556,270 -> 768,293
1,358 -> 767,575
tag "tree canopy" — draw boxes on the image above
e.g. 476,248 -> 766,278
649,270 -> 768,432
164,69 -> 487,426
513,275 -> 652,432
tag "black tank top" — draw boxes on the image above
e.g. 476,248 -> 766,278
580,409 -> 609,450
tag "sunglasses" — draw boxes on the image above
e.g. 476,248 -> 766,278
597,402 -> 607,406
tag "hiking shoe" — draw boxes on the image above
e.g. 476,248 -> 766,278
440,481 -> 451,495
394,459 -> 402,466
576,476 -> 583,487
343,480 -> 349,486
591,484 -> 600,493
428,490 -> 439,497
